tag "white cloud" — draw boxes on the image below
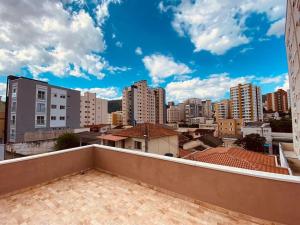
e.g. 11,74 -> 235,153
275,73 -> 289,91
0,82 -> 6,99
166,73 -> 253,102
115,41 -> 123,48
95,0 -> 121,25
0,0 -> 122,79
257,75 -> 282,84
267,18 -> 285,37
164,0 -> 286,55
135,47 -> 143,55
75,87 -> 120,100
142,54 -> 192,84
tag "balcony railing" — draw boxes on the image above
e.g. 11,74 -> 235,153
0,144 -> 300,225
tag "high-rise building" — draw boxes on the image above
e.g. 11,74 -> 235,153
108,99 -> 122,113
230,84 -> 263,122
5,76 -> 80,143
167,105 -> 180,123
214,99 -> 232,121
122,80 -> 166,125
264,89 -> 289,113
202,100 -> 213,118
80,92 -> 108,127
184,98 -> 203,124
107,111 -> 123,126
285,0 -> 300,157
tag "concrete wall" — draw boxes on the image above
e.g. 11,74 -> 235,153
6,140 -> 55,156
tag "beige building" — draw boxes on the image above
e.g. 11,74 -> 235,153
167,105 -> 180,123
217,119 -> 243,138
285,0 -> 300,157
80,92 -> 108,127
99,123 -> 179,156
122,80 -> 166,125
230,84 -> 263,122
214,99 -> 232,121
107,111 -> 123,126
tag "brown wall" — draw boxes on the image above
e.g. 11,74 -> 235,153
94,148 -> 300,225
0,147 -> 93,196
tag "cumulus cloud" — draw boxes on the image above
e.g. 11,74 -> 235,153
75,87 -> 120,99
267,18 -> 285,37
0,0 -> 122,79
163,0 -> 286,55
0,83 -> 6,99
275,73 -> 289,91
135,47 -> 143,55
257,75 -> 282,84
142,54 -> 192,84
166,73 -> 253,102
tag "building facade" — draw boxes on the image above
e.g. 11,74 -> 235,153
230,84 -> 263,122
214,99 -> 232,121
80,92 -> 108,127
217,119 -> 243,138
122,80 -> 166,125
5,76 -> 80,143
286,0 -> 300,157
107,111 -> 123,126
264,89 -> 289,113
167,105 -> 180,123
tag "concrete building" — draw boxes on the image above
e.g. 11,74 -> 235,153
214,99 -> 231,121
184,98 -> 203,124
107,111 -> 123,126
217,119 -> 243,138
5,76 -> 80,143
230,83 -> 263,122
167,105 -> 180,123
202,100 -> 213,118
285,0 -> 300,157
264,89 -> 289,113
122,80 -> 166,125
80,92 -> 108,127
99,123 -> 179,156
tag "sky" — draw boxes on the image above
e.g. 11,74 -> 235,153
0,0 -> 288,103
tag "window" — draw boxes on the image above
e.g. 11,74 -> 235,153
54,93 -> 57,97
36,103 -> 46,113
10,128 -> 16,139
51,116 -> 56,120
36,116 -> 45,125
134,141 -> 142,150
37,90 -> 46,100
60,116 -> 65,120
51,104 -> 57,109
60,105 -> 65,109
60,95 -> 66,99
11,101 -> 17,112
11,115 -> 16,125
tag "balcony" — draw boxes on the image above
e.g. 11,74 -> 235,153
0,145 -> 300,224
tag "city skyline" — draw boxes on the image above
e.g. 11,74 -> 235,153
0,0 -> 288,103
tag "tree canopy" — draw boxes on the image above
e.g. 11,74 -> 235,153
234,134 -> 266,152
54,133 -> 80,151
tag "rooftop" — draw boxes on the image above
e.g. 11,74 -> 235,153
184,147 -> 289,175
114,123 -> 178,139
0,145 -> 299,225
0,169 -> 267,225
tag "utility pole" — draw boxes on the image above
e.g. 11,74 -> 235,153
144,124 -> 148,153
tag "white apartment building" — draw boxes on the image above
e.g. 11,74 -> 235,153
230,84 -> 263,123
286,0 -> 300,157
167,105 -> 180,123
80,92 -> 108,127
122,80 -> 166,125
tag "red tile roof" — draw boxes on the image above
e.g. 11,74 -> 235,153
178,149 -> 196,158
99,134 -> 128,142
114,123 -> 178,139
184,147 -> 289,175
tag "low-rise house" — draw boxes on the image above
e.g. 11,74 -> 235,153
183,147 -> 289,175
99,123 -> 179,156
217,119 -> 243,138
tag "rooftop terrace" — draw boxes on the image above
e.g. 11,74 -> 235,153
0,145 -> 300,224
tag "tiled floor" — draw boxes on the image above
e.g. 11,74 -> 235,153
0,170 -> 270,225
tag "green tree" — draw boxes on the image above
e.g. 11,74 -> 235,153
234,134 -> 266,152
54,133 -> 80,150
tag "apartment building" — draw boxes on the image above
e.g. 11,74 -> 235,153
107,111 -> 123,126
5,76 -> 80,143
184,98 -> 202,124
217,119 -> 243,138
202,100 -> 213,118
214,99 -> 232,121
286,0 -> 300,157
167,105 -> 180,123
122,80 -> 166,125
230,83 -> 263,123
264,89 -> 289,113
80,92 -> 108,127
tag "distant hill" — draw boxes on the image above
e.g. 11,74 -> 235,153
108,99 -> 122,113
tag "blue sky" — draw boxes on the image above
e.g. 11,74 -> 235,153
0,0 -> 288,102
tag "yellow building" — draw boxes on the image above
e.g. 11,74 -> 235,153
217,119 -> 243,138
214,99 -> 232,121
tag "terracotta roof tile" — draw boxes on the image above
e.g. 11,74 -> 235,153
184,147 -> 289,175
114,123 -> 178,139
